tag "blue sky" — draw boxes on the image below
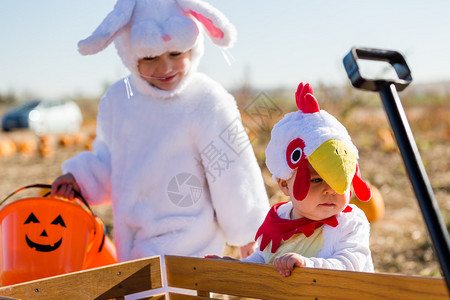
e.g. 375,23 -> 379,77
1,0 -> 450,100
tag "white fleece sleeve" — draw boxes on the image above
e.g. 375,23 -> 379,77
62,94 -> 112,206
303,207 -> 374,272
240,247 -> 265,264
195,92 -> 269,247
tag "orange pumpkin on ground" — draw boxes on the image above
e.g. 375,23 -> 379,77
351,184 -> 385,223
18,139 -> 37,156
0,140 -> 17,156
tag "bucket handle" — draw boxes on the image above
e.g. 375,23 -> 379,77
0,183 -> 107,252
0,184 -> 95,216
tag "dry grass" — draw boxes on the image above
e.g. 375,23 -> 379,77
0,87 -> 448,278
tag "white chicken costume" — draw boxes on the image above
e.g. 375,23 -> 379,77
242,83 -> 374,272
62,0 -> 269,265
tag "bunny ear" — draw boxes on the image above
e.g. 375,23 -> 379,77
78,0 -> 136,55
177,0 -> 237,48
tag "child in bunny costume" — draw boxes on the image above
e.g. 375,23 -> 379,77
51,0 -> 269,268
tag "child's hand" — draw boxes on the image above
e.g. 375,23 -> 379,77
51,173 -> 81,200
239,241 -> 258,259
273,253 -> 306,277
204,255 -> 238,261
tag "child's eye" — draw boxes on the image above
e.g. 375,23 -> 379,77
170,52 -> 182,57
311,178 -> 323,183
143,56 -> 155,61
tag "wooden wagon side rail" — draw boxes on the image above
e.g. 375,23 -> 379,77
0,256 -> 162,300
0,255 -> 448,299
165,255 -> 449,300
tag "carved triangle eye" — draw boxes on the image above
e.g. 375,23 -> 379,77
24,213 -> 40,224
51,215 -> 66,228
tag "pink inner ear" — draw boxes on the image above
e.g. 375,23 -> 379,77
188,10 -> 224,39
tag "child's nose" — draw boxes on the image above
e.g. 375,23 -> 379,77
156,57 -> 171,73
323,181 -> 337,195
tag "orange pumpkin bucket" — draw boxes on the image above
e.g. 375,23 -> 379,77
83,216 -> 117,269
0,184 -> 117,286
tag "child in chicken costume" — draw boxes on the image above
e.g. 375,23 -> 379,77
241,82 -> 374,276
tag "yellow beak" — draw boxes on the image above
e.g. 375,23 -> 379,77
308,139 -> 357,194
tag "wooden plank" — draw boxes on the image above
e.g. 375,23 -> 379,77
169,292 -> 218,300
196,291 -> 210,297
136,293 -> 166,300
165,255 -> 449,300
0,256 -> 162,300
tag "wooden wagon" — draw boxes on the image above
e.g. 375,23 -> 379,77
0,255 -> 448,299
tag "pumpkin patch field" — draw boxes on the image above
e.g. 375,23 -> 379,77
0,85 -> 448,280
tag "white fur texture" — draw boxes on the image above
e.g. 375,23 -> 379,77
242,203 -> 374,272
177,0 -> 237,47
78,0 -> 237,84
62,72 -> 269,261
265,110 -> 358,181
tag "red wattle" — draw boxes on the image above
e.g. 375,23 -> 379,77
293,161 -> 310,201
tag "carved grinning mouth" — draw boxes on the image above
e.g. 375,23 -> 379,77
25,235 -> 63,252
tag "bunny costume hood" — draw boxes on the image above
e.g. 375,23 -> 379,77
266,82 -> 372,202
78,0 -> 237,98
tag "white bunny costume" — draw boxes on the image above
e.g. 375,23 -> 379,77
63,0 -> 269,264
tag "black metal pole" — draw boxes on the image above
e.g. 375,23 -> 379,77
379,83 -> 450,289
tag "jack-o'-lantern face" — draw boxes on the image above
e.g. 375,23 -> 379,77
24,212 -> 66,252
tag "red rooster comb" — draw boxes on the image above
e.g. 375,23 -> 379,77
295,82 -> 320,114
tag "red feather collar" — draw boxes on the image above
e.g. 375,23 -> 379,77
255,202 -> 352,253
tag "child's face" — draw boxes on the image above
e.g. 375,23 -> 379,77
137,51 -> 192,91
278,162 -> 350,221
